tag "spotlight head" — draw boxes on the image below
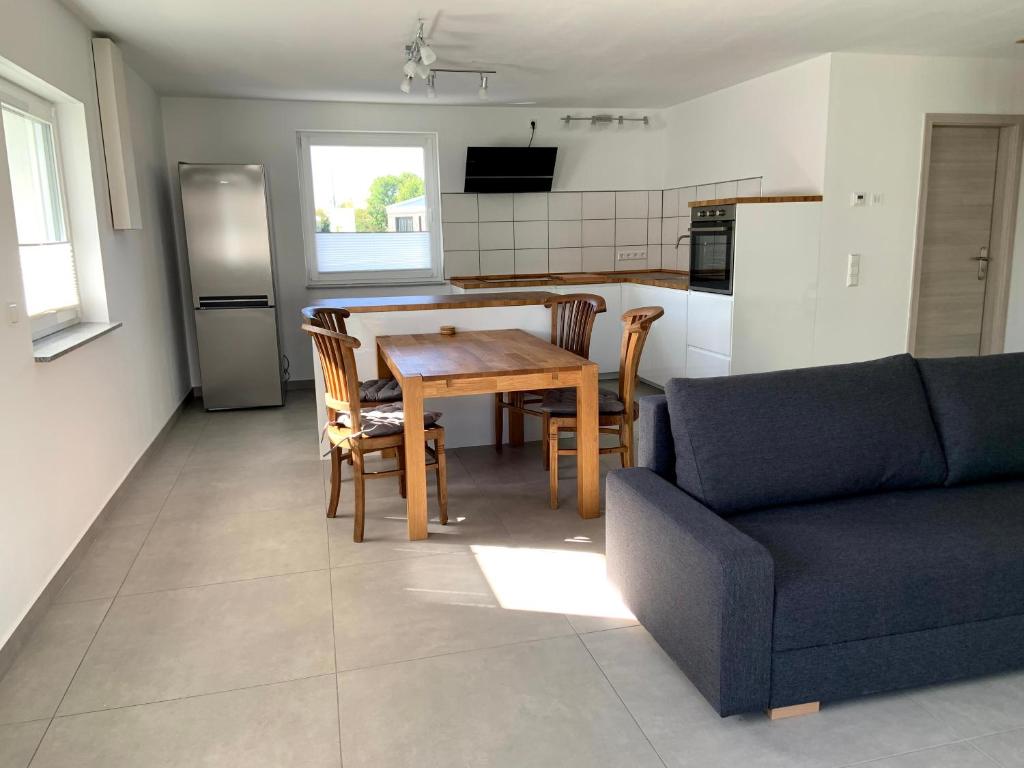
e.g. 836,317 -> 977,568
416,61 -> 431,79
419,44 -> 437,65
402,58 -> 418,77
478,74 -> 489,100
400,75 -> 413,94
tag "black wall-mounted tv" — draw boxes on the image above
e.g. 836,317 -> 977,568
464,147 -> 557,193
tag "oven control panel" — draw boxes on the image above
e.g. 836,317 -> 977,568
692,204 -> 736,220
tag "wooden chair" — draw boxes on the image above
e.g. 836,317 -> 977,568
303,323 -> 447,542
540,306 -> 664,509
302,306 -> 403,405
493,294 -> 606,465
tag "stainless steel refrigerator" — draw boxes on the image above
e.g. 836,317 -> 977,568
179,163 -> 284,410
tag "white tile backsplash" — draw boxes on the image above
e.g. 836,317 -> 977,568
480,249 -> 514,275
662,188 -> 679,218
678,186 -> 696,214
444,251 -> 480,278
515,249 -> 549,274
581,246 -> 614,272
647,219 -> 661,246
514,220 -> 548,249
582,219 -> 614,247
549,248 -> 582,273
647,244 -> 662,269
442,193 -> 477,222
513,192 -> 547,221
647,190 -> 662,218
615,219 -> 647,246
661,217 -> 679,246
582,192 -> 615,220
549,220 -> 582,249
478,193 -> 513,222
615,190 -> 648,219
548,192 -> 582,221
737,177 -> 762,197
479,221 -> 514,250
444,222 -> 479,251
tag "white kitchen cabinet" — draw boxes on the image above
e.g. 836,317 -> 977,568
686,291 -> 734,357
686,346 -> 731,378
621,283 -> 688,387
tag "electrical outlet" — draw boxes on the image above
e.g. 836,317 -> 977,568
870,192 -> 884,206
846,253 -> 861,287
617,249 -> 646,261
850,192 -> 867,207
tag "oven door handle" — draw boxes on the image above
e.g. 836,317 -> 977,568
689,226 -> 730,233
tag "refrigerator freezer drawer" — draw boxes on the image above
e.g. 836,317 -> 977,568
195,307 -> 283,410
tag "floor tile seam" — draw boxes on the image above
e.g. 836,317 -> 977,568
116,566 -> 333,600
574,634 -> 670,768
45,672 -> 339,722
325,524 -> 345,768
335,625 -> 579,677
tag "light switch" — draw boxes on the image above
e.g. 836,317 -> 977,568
846,253 -> 861,287
7,303 -> 18,324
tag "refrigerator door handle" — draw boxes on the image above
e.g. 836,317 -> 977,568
198,295 -> 271,309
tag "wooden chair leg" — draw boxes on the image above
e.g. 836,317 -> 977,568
542,412 -> 550,470
549,421 -> 560,509
623,420 -> 635,468
434,435 -> 448,525
352,450 -> 366,543
327,446 -> 342,518
398,442 -> 407,499
494,393 -> 504,452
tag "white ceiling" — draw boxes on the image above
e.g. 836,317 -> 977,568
62,0 -> 1024,108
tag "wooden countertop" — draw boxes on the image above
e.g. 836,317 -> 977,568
689,195 -> 823,208
308,291 -> 560,314
448,269 -> 689,291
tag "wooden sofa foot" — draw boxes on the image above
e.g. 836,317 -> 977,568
767,702 -> 820,720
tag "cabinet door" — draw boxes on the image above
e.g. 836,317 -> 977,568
686,346 -> 731,378
687,291 -> 734,357
622,284 -> 687,387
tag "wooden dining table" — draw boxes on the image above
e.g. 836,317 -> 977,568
376,329 -> 600,540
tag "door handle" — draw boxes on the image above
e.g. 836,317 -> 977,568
972,247 -> 989,280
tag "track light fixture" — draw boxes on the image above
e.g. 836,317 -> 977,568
399,19 -> 497,98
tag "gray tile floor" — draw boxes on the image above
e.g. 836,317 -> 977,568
2,390 -> 1024,766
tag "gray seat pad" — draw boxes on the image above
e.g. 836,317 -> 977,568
538,387 -> 626,415
358,378 -> 402,403
337,402 -> 441,437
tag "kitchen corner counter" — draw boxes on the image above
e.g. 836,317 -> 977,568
309,291 -> 559,313
689,195 -> 822,208
448,270 -> 689,291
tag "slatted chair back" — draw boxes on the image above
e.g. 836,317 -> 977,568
617,306 -> 665,411
546,294 -> 606,358
302,323 -> 363,433
301,306 -> 351,334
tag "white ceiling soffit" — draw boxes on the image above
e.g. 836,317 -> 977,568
63,0 -> 1024,107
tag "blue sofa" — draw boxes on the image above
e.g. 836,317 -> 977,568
606,352 -> 1024,717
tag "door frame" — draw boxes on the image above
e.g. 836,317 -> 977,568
908,113 -> 1024,355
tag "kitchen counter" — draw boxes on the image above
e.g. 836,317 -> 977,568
689,195 -> 822,207
448,270 -> 688,291
309,291 -> 559,314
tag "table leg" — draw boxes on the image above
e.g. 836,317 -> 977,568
402,376 -> 429,540
576,364 -> 600,519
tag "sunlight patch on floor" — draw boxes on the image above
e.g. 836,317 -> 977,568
470,545 -> 635,620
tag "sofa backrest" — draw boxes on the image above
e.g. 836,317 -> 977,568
917,353 -> 1024,486
664,354 -> 948,515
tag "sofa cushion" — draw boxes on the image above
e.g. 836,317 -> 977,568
732,481 -> 1024,651
664,354 -> 947,515
917,353 -> 1024,486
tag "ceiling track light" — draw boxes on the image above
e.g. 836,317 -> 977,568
399,19 -> 496,97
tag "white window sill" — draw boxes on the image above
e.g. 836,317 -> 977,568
33,321 -> 122,362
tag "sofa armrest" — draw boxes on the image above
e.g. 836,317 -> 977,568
637,395 -> 676,483
606,468 -> 774,716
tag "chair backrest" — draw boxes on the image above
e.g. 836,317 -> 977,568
546,294 -> 606,358
617,306 -> 665,412
302,323 -> 363,432
302,306 -> 351,334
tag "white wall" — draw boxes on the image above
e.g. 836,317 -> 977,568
160,98 -> 669,382
813,53 -> 1024,364
663,55 -> 831,193
0,0 -> 189,647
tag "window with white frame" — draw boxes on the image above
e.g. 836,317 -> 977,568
298,131 -> 443,286
0,78 -> 80,339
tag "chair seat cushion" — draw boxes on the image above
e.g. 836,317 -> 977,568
731,481 -> 1024,651
337,402 -> 441,437
358,377 -> 402,403
538,387 -> 626,415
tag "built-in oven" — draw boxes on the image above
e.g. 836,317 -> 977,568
687,204 -> 735,294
